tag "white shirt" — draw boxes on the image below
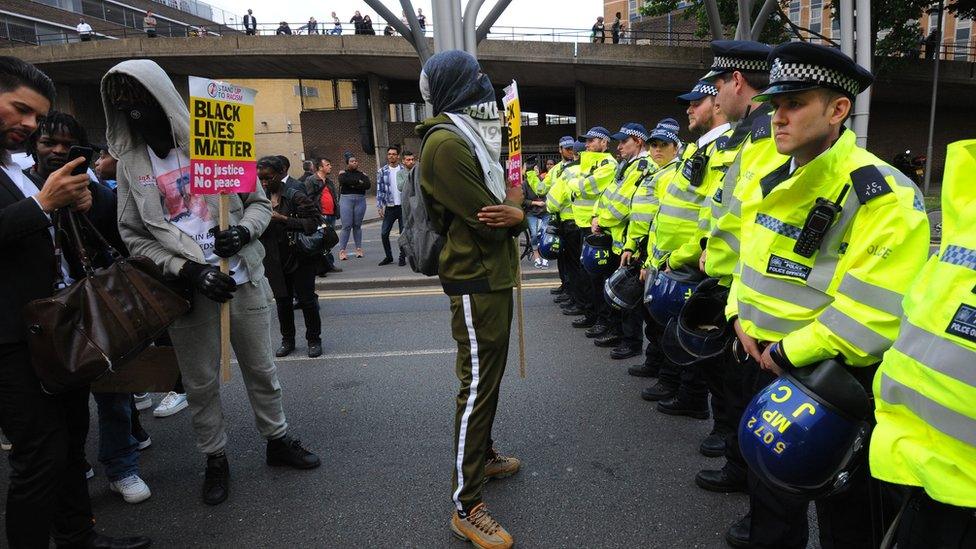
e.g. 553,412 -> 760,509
696,122 -> 732,149
147,147 -> 249,284
386,164 -> 402,206
1,150 -> 73,285
77,22 -> 93,34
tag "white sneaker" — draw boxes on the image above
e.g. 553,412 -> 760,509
136,436 -> 152,451
541,259 -> 550,268
109,474 -> 151,504
533,258 -> 542,268
153,392 -> 188,418
133,393 -> 152,411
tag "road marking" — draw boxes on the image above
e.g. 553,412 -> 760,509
317,280 -> 560,300
233,348 -> 456,364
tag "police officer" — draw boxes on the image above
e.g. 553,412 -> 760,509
869,139 -> 976,549
566,127 -> 618,331
641,81 -> 730,419
592,123 -> 657,358
724,42 -> 929,548
621,119 -> 682,376
527,136 -> 578,301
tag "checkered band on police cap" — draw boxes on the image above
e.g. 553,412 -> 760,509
769,57 -> 861,98
619,126 -> 650,141
711,55 -> 770,73
559,135 -> 576,149
694,81 -> 718,96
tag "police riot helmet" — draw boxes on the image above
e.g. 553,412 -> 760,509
644,265 -> 704,326
604,265 -> 643,310
660,278 -> 733,366
581,233 -> 614,275
739,359 -> 872,498
538,223 -> 561,260
642,265 -> 660,304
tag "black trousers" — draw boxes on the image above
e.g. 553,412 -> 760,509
619,307 -> 643,350
275,259 -> 321,343
746,361 -> 891,548
639,306 -> 665,373
0,343 -> 93,548
562,228 -> 593,317
380,205 -> 404,261
701,353 -> 734,436
656,346 -> 709,405
894,488 -> 976,548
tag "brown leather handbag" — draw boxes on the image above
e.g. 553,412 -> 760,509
23,211 -> 190,394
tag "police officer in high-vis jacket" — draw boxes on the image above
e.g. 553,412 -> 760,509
527,135 -> 579,300
869,139 -> 976,549
567,127 -> 618,330
723,42 -> 930,548
592,123 -> 657,358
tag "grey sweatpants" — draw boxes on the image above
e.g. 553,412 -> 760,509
168,277 -> 288,455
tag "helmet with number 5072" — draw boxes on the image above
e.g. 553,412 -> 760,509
739,359 -> 872,498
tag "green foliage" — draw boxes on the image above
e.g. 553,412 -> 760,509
638,1 -> 790,43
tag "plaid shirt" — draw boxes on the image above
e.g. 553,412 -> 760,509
375,164 -> 402,207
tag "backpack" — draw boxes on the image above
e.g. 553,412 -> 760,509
399,124 -> 475,276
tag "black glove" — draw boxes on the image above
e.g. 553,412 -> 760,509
212,225 -> 251,258
179,261 -> 237,303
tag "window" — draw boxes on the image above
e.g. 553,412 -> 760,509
954,22 -> 971,60
294,85 -> 319,98
789,1 -> 800,24
831,14 -> 840,38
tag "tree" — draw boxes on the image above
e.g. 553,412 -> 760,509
638,0 -> 791,43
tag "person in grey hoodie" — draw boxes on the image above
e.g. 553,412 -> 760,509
101,59 -> 320,506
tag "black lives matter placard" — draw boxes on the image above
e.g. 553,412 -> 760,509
188,76 -> 257,194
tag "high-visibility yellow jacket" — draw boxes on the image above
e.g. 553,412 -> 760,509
870,139 -> 976,508
593,152 -> 656,253
569,151 -> 617,227
623,156 -> 681,254
544,160 -> 578,219
701,105 -> 787,286
526,159 -> 568,196
726,129 -> 930,367
647,124 -> 729,269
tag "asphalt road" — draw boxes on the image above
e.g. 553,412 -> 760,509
1,286 -> 761,548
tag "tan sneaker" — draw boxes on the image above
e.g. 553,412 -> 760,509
484,449 -> 520,481
450,503 -> 514,549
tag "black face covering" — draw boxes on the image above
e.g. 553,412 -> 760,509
420,50 -> 496,116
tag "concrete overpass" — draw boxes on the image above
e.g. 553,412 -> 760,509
6,35 -> 976,182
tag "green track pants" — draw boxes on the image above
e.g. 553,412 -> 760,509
448,289 -> 514,514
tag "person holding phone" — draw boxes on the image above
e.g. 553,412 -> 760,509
0,56 -> 152,549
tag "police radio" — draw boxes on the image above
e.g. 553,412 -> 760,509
794,185 -> 849,258
685,152 -> 709,188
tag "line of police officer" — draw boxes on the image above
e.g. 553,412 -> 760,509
529,40 -> 974,548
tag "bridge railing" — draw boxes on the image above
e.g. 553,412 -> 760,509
14,22 -> 976,63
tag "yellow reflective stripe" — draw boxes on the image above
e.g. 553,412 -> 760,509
837,274 -> 904,316
738,302 -> 810,334
659,204 -> 699,222
893,321 -> 976,387
880,372 -> 976,447
818,306 -> 893,355
741,264 -> 831,310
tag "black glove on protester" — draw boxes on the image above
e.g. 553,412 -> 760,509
212,225 -> 250,258
179,261 -> 237,303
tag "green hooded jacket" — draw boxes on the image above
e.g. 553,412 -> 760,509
416,114 -> 527,295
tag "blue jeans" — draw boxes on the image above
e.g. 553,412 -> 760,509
339,194 -> 367,250
527,213 -> 548,249
93,393 -> 140,482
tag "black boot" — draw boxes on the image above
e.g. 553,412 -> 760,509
594,331 -> 621,348
275,340 -> 295,358
695,465 -> 747,493
699,432 -> 727,457
641,381 -> 677,401
202,453 -> 229,505
307,340 -> 322,358
584,324 -> 609,338
628,363 -> 659,377
725,513 -> 752,548
610,345 -> 640,360
657,396 -> 710,419
549,285 -> 564,295
267,435 -> 321,469
571,316 -> 596,328
81,532 -> 153,549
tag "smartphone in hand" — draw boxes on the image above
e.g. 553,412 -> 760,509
66,145 -> 94,176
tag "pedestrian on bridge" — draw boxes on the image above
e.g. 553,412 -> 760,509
417,49 -> 526,549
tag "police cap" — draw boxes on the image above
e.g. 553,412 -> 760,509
610,123 -> 650,142
676,80 -> 718,104
579,126 -> 612,142
558,135 -> 576,149
702,40 -> 772,80
754,42 -> 874,102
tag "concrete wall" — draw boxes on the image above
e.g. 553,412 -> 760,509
300,110 -> 379,182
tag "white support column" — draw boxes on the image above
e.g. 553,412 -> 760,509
852,0 -> 871,147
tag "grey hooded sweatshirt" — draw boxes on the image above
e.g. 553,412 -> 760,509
102,60 -> 271,283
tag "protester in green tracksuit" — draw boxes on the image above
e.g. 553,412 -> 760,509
620,118 -> 682,379
416,50 -> 526,549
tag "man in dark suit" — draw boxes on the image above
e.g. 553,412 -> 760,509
243,9 -> 257,35
0,56 -> 150,549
